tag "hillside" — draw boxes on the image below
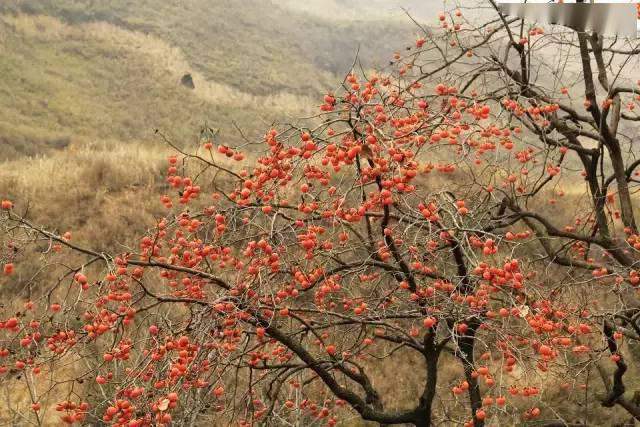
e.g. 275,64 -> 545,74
279,0 -> 440,21
1,0 -> 421,94
0,0 -> 425,250
0,0 -> 424,161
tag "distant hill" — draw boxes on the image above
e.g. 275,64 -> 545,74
0,0 -> 422,159
279,0 -> 440,22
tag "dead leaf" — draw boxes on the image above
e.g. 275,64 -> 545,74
158,399 -> 170,411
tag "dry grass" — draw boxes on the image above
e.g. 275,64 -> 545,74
0,13 -> 315,162
4,14 -> 316,115
0,352 -> 92,426
0,140 -> 168,248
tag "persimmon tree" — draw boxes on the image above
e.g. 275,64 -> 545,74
2,1 -> 640,426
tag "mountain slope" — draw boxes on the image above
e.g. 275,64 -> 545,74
279,0 -> 440,22
0,0 -> 422,160
0,13 -> 320,159
1,0 -> 417,97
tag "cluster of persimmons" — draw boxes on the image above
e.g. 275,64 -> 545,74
2,4 -> 640,427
